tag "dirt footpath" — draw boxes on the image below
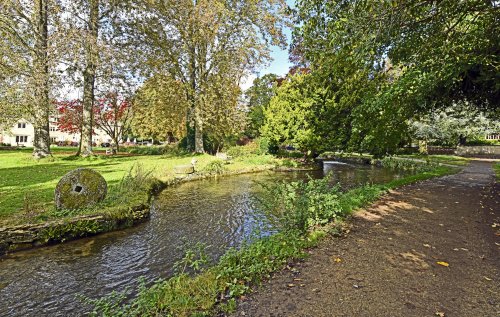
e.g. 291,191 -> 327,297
232,161 -> 499,317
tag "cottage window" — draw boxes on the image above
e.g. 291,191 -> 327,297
16,135 -> 28,143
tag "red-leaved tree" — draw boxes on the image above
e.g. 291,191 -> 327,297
55,99 -> 84,135
94,92 -> 131,152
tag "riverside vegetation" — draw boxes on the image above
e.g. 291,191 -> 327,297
0,143 -> 276,228
87,160 -> 457,317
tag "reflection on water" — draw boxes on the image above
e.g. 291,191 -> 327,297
0,163 -> 406,316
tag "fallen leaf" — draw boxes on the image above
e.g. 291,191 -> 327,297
437,261 -> 449,267
333,257 -> 342,263
435,312 -> 445,317
423,244 -> 431,248
484,276 -> 492,281
287,284 -> 295,287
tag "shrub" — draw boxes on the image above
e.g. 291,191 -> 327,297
379,156 -> 437,172
465,138 -> 500,146
108,164 -> 155,205
202,160 -> 227,175
124,146 -> 163,155
226,142 -> 259,158
259,176 -> 342,233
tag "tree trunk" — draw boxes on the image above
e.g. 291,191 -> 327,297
194,109 -> 204,153
32,0 -> 51,159
112,137 -> 119,154
81,0 -> 99,156
112,132 -> 119,152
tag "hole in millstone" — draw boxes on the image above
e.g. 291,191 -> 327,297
74,185 -> 83,193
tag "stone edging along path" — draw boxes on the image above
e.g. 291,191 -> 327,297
0,165 -> 275,256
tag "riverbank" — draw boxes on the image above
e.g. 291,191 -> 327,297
234,160 -> 498,317
89,161 -> 459,316
318,151 -> 472,167
0,147 -> 278,255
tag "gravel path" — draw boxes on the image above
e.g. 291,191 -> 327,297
232,161 -> 499,317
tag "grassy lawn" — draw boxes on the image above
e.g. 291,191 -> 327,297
494,162 -> 500,181
0,147 -> 275,226
400,154 -> 471,166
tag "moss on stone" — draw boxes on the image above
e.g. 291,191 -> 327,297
55,168 -> 108,210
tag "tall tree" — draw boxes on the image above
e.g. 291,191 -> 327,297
63,0 -> 135,156
290,0 -> 499,155
131,74 -> 189,142
0,0 -> 64,158
130,0 -> 289,153
80,0 -> 99,156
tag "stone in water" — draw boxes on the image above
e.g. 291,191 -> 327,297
55,168 -> 107,210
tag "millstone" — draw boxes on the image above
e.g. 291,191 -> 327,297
55,168 -> 107,210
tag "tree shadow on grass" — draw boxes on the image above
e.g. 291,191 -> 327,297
0,160 -> 125,188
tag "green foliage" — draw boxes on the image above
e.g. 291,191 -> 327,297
277,159 -> 299,168
465,138 -> 500,146
123,146 -> 164,156
245,74 -> 279,138
132,75 -> 188,141
261,74 -> 329,153
129,0 -> 289,153
292,0 -> 499,155
202,160 -> 227,175
494,163 -> 500,181
259,176 -> 342,233
400,155 -> 471,167
174,243 -> 211,275
226,141 -> 265,158
409,104 -> 500,147
116,164 -> 154,196
379,157 -> 438,172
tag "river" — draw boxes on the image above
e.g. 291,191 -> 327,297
0,162 -> 406,316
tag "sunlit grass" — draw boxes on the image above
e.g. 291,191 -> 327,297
400,154 -> 471,166
0,147 -> 275,225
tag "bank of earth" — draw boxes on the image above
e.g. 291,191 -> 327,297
232,160 -> 499,317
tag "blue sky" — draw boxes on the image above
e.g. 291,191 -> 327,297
262,0 -> 295,77
265,27 -> 293,77
240,0 -> 295,89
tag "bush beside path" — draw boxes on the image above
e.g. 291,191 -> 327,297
233,160 -> 499,317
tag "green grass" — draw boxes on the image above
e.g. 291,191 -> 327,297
494,163 -> 500,181
89,164 -> 457,317
400,154 -> 471,166
0,147 -> 276,226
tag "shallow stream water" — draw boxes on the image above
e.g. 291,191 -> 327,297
0,162 -> 407,316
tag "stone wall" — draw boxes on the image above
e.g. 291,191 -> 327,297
0,206 -> 149,256
455,146 -> 500,158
